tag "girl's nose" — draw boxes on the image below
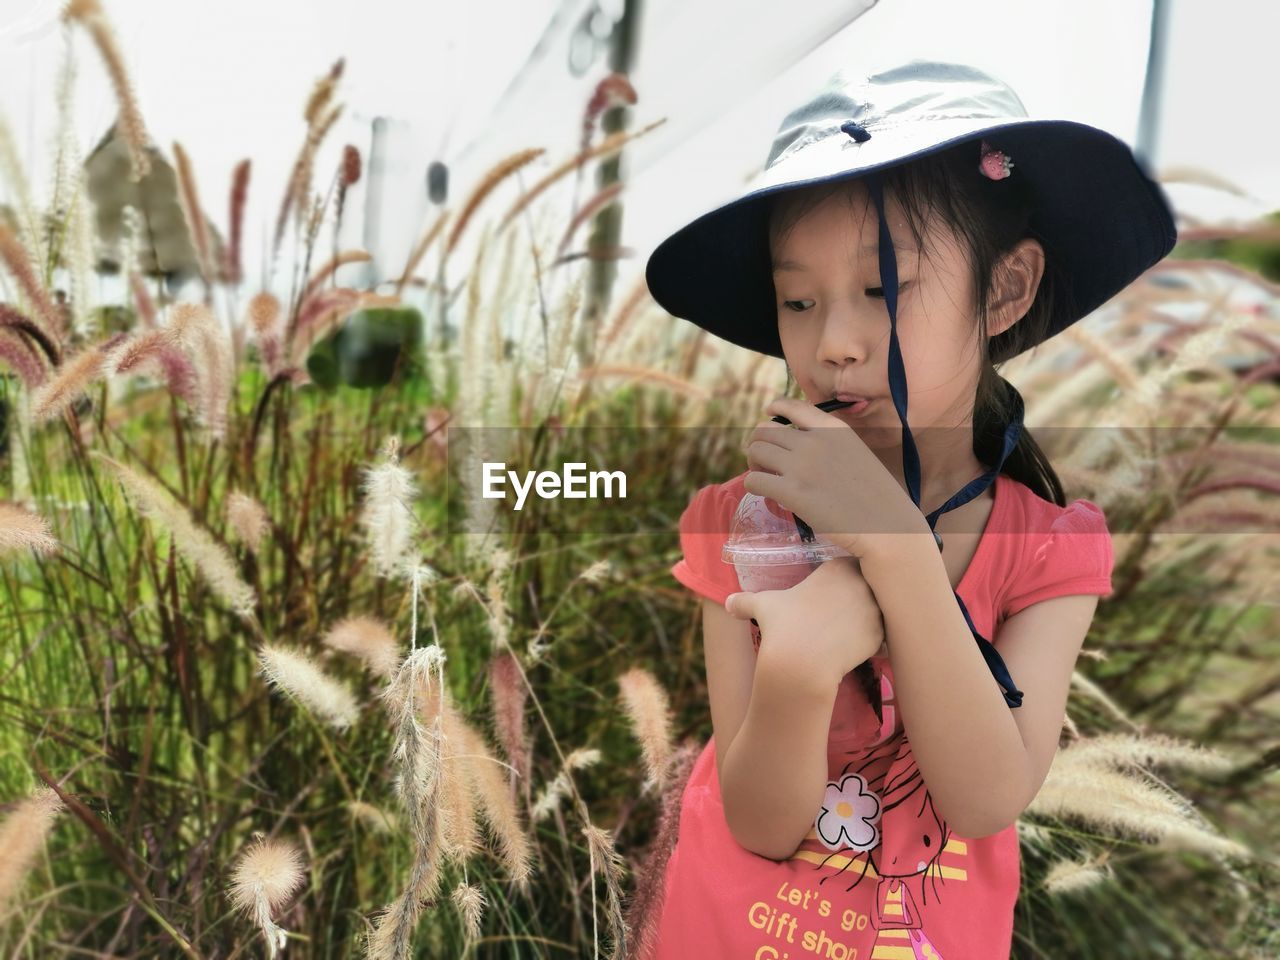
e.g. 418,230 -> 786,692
816,303 -> 879,366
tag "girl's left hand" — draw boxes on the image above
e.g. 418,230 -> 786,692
744,396 -> 931,561
725,556 -> 887,690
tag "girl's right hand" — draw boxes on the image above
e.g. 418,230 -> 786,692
724,556 -> 886,692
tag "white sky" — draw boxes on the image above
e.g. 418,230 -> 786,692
0,0 -> 1276,306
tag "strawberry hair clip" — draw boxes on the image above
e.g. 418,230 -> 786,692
978,139 -> 1014,180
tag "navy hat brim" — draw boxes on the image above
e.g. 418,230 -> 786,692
646,119 -> 1178,359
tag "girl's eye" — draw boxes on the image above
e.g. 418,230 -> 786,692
866,283 -> 909,299
782,285 -> 910,311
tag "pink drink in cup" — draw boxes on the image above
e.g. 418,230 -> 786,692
721,491 -> 853,650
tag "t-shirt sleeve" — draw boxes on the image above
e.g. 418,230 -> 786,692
1002,498 -> 1115,619
670,482 -> 743,606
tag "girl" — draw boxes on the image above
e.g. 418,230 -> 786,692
640,59 -> 1177,958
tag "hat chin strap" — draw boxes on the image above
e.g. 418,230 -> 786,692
865,172 -> 1026,709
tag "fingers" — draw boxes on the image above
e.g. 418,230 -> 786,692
724,592 -> 751,620
747,419 -> 796,450
765,396 -> 830,428
744,438 -> 787,475
742,469 -> 785,502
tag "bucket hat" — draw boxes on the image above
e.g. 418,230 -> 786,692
647,58 -> 1178,708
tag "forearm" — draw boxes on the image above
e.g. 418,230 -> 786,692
720,649 -> 837,860
860,538 -> 1032,837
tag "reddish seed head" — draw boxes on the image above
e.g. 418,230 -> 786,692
340,145 -> 361,187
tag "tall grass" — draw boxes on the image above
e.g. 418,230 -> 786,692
1,5 -> 1278,957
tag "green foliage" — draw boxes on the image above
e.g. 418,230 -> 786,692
307,306 -> 425,391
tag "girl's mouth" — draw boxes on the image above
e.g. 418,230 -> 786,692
816,397 -> 855,413
771,396 -> 872,426
771,396 -> 852,425
825,396 -> 875,417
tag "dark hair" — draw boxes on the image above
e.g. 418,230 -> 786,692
766,139 -> 1073,507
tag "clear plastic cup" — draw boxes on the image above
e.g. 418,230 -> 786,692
721,491 -> 853,648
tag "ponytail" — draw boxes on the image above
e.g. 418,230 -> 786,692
974,367 -> 1065,507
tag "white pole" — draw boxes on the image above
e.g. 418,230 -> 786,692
1135,0 -> 1172,173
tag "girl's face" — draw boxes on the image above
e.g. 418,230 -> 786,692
771,183 -> 982,430
769,182 -> 989,494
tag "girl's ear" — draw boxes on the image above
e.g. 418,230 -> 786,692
987,239 -> 1045,338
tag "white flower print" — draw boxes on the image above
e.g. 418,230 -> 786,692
815,772 -> 882,852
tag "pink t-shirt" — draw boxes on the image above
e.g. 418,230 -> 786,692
650,469 -> 1115,960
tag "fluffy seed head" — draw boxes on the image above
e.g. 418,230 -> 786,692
258,643 -> 360,729
0,502 -> 60,557
228,835 -> 305,917
226,491 -> 270,553
0,785 -> 65,909
322,615 -> 402,679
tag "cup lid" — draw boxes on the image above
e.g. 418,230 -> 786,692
720,491 -> 852,565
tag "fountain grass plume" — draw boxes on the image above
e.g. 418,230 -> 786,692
225,490 -> 270,553
359,436 -> 420,580
1028,733 -> 1250,861
322,615 -> 403,680
172,141 -> 216,290
226,158 -> 251,286
62,0 -> 152,182
0,502 -> 60,557
257,643 -> 360,730
488,651 -> 532,800
0,785 -> 65,912
616,667 -> 675,795
366,644 -> 449,960
439,686 -> 535,892
583,819 -> 630,960
91,451 -> 258,618
0,306 -> 54,388
227,834 -> 306,959
27,340 -> 112,424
